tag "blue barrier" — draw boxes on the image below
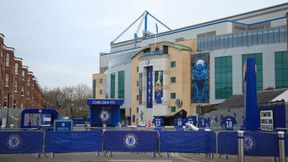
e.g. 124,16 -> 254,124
218,131 -> 238,155
159,131 -> 216,153
104,131 -> 158,152
244,131 -> 278,156
45,131 -> 102,153
0,131 -> 43,154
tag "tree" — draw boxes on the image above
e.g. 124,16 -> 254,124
43,84 -> 92,119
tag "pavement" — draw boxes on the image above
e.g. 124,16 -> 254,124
0,152 -> 283,162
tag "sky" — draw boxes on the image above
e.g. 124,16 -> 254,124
0,0 -> 287,89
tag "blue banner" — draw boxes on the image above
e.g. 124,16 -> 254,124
46,131 -> 102,153
0,131 -> 43,154
54,120 -> 73,131
159,131 -> 216,153
218,131 -> 238,155
244,131 -> 278,156
285,134 -> 288,156
90,107 -> 120,127
104,131 -> 158,152
87,99 -> 124,106
147,66 -> 153,108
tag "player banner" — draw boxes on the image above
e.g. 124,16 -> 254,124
159,131 -> 216,153
104,131 -> 158,152
45,131 -> 102,153
0,131 -> 43,154
146,66 -> 153,108
154,71 -> 163,104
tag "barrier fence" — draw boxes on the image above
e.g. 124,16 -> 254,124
0,129 -> 287,161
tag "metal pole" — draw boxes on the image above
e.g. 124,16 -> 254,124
278,131 -> 286,162
238,130 -> 245,162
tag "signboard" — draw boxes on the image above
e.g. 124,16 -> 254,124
260,110 -> 273,131
54,120 -> 73,131
147,66 -> 153,108
154,71 -> 163,104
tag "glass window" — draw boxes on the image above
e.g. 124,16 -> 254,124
15,63 -> 18,74
171,77 -> 176,83
14,81 -> 18,91
5,53 -> 9,66
118,71 -> 125,99
275,51 -> 288,88
171,106 -> 176,112
170,93 -> 176,99
21,71 -> 25,80
110,73 -> 116,98
215,56 -> 233,99
21,86 -> 24,96
171,61 -> 176,68
100,79 -> 103,84
100,89 -> 103,95
5,74 -> 9,87
242,53 -> 263,92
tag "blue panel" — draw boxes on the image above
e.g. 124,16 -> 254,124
0,131 -> 43,154
104,131 -> 158,152
90,106 -> 120,127
218,131 -> 238,155
54,120 -> 73,131
245,58 -> 260,131
147,66 -> 153,108
46,131 -> 102,153
244,131 -> 278,156
159,131 -> 216,153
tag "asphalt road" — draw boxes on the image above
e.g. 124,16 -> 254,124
0,152 -> 282,162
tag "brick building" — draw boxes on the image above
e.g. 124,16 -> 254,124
0,33 -> 44,108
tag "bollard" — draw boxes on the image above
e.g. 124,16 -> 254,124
238,130 -> 245,162
278,131 -> 286,162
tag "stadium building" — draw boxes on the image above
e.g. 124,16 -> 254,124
92,3 -> 288,126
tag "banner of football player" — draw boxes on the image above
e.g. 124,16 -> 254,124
147,67 -> 153,108
154,71 -> 163,104
191,52 -> 210,103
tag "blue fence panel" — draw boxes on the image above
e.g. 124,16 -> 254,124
244,131 -> 278,156
46,130 -> 102,153
159,131 -> 216,153
218,131 -> 238,155
0,131 -> 43,154
104,131 -> 158,152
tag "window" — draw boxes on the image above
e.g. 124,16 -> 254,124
171,93 -> 176,99
100,89 -> 103,95
93,80 -> 96,98
4,95 -> 8,108
13,99 -> 16,108
21,71 -> 25,80
137,66 -> 139,72
5,53 -> 9,66
171,106 -> 176,112
242,53 -> 263,91
215,56 -> 232,99
27,90 -> 30,98
14,81 -> 18,92
15,63 -> 18,74
171,61 -> 176,68
275,51 -> 288,88
5,74 -> 9,87
110,73 -> 116,98
21,86 -> 24,96
118,71 -> 125,99
100,79 -> 103,84
171,77 -> 176,83
27,77 -> 30,86
163,45 -> 168,53
136,107 -> 139,113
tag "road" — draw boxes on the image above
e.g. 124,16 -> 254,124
0,152 -> 280,162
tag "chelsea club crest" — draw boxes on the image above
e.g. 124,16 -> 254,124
99,110 -> 111,122
244,136 -> 256,151
123,133 -> 138,149
6,134 -> 22,149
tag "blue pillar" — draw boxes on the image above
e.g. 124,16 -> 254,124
245,58 -> 260,131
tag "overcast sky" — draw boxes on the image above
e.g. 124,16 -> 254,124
0,0 -> 287,89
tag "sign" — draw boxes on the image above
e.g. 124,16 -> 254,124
146,66 -> 153,108
87,99 -> 123,106
260,110 -> 273,131
99,110 -> 111,123
54,120 -> 73,131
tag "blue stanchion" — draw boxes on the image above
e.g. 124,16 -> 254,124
0,131 -> 43,154
159,131 -> 216,153
45,131 -> 102,153
103,130 -> 158,152
218,131 -> 238,155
